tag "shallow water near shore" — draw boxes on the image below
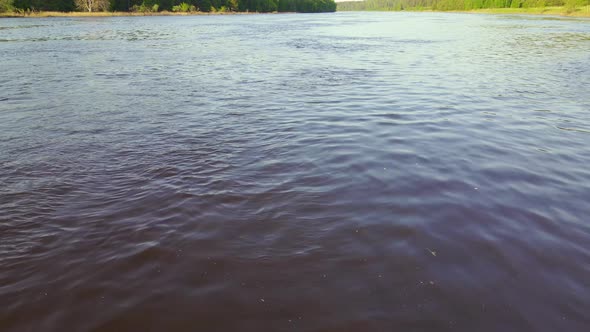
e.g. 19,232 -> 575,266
1,12 -> 590,332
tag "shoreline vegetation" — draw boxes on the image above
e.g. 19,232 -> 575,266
2,6 -> 589,16
1,1 -> 588,17
337,0 -> 590,17
457,5 -> 590,16
0,10 -> 287,17
0,0 -> 337,17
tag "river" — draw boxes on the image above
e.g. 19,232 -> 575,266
1,12 -> 589,332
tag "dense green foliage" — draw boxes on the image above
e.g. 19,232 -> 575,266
12,0 -> 76,11
336,0 -> 588,10
4,0 -> 335,12
0,0 -> 14,12
278,0 -> 336,12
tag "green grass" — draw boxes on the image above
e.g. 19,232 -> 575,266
335,4 -> 590,17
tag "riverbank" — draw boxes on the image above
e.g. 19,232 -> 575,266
0,11 -> 271,18
2,6 -> 589,18
335,5 -> 590,18
457,6 -> 590,17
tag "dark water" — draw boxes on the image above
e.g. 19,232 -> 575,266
1,12 -> 590,332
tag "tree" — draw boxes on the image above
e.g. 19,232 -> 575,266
75,0 -> 109,11
13,0 -> 75,11
0,0 -> 14,12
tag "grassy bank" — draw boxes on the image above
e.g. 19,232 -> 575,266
337,1 -> 590,18
457,5 -> 590,17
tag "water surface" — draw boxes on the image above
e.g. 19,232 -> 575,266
1,12 -> 590,332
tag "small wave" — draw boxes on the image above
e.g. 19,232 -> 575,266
556,126 -> 590,134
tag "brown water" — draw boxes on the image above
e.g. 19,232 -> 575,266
1,12 -> 590,332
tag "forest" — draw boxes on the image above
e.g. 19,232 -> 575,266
0,0 -> 337,13
336,0 -> 589,11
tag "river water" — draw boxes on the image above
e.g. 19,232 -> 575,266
1,12 -> 589,332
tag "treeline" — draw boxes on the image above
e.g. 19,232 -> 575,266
0,0 -> 336,13
336,0 -> 588,10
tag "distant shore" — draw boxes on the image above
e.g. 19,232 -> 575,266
0,11 -> 280,18
2,6 -> 590,18
335,6 -> 590,18
455,6 -> 590,17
